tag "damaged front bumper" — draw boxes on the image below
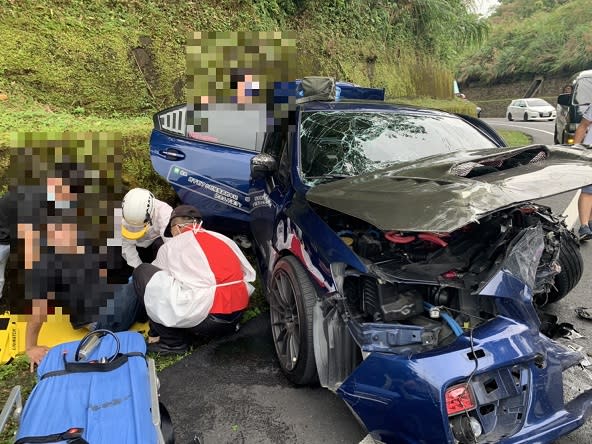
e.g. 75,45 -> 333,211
337,316 -> 592,444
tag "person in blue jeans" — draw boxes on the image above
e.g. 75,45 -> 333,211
573,103 -> 592,241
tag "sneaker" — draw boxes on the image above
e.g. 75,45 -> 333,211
579,224 -> 592,241
588,221 -> 592,231
147,341 -> 188,356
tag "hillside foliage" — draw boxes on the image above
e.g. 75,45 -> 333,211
457,0 -> 592,83
0,0 -> 487,115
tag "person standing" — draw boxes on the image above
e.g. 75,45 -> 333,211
573,104 -> 592,241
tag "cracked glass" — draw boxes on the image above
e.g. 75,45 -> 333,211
299,111 -> 498,185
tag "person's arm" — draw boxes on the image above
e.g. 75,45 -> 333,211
25,298 -> 50,371
121,237 -> 142,268
17,223 -> 40,269
574,118 -> 592,144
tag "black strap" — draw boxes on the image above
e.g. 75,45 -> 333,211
40,352 -> 145,380
14,427 -> 89,444
159,402 -> 176,444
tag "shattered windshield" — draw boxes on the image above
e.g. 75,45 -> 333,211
299,111 -> 498,183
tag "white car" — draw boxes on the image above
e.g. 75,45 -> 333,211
507,98 -> 556,121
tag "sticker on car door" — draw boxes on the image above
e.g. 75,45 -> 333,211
167,165 -> 249,212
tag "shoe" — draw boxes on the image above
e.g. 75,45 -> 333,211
147,341 -> 188,356
578,225 -> 592,241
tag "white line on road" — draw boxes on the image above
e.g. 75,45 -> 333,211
490,122 -> 554,136
562,189 -> 581,229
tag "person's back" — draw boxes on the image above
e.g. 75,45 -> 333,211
129,204 -> 256,354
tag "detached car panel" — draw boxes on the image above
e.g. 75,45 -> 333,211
150,91 -> 592,443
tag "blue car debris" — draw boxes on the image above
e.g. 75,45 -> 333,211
150,79 -> 592,443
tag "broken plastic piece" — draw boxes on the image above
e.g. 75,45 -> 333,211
576,307 -> 592,321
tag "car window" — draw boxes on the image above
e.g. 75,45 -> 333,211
526,99 -> 551,107
574,77 -> 592,105
299,111 -> 498,182
186,104 -> 268,151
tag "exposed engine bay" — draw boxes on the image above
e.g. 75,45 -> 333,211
313,202 -> 571,358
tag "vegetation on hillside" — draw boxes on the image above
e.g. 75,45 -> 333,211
457,0 -> 592,83
0,0 -> 487,115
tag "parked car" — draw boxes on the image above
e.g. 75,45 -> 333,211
556,69 -> 592,144
150,80 -> 592,444
506,98 -> 556,121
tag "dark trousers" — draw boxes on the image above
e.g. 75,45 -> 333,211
107,238 -> 164,284
133,263 -> 243,347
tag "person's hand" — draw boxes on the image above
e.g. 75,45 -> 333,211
26,345 -> 49,372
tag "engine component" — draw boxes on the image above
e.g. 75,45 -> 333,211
362,279 -> 423,321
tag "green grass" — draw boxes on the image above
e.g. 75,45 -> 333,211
498,129 -> 532,147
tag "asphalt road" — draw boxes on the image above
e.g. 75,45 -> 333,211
159,120 -> 592,444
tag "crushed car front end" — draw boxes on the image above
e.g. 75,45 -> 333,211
304,203 -> 592,443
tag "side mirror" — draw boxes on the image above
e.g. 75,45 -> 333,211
251,153 -> 277,179
557,93 -> 572,106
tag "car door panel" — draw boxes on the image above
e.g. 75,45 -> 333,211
150,129 -> 255,234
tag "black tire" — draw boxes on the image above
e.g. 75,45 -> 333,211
507,113 -> 513,121
547,232 -> 583,304
523,112 -> 529,122
269,256 -> 318,385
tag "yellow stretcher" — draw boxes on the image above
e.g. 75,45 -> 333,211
0,310 -> 149,365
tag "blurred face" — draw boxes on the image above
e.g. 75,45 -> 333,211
47,177 -> 77,208
46,223 -> 79,249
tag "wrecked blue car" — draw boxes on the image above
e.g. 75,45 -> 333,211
150,81 -> 592,443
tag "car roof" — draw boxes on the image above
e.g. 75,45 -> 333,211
298,100 -> 455,117
571,70 -> 592,81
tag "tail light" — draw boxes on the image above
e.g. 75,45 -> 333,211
445,383 -> 476,416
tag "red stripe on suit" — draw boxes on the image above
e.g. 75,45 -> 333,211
194,231 -> 249,314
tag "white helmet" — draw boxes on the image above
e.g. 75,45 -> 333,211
121,188 -> 155,240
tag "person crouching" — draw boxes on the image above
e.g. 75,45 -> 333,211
132,205 -> 256,354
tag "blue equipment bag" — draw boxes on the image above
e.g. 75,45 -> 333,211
15,330 -> 169,444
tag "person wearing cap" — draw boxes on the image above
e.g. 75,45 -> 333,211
119,188 -> 173,270
130,204 -> 256,354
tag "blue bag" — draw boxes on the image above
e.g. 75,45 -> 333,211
15,331 -> 170,444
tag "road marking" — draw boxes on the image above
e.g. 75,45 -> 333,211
562,190 -> 581,229
490,122 -> 554,136
359,434 -> 378,444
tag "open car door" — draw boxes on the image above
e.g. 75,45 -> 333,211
149,104 -> 263,234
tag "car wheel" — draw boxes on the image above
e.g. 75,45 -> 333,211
546,232 -> 583,304
523,113 -> 529,122
507,113 -> 513,121
270,256 -> 318,385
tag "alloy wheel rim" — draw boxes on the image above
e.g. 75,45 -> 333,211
270,269 -> 300,371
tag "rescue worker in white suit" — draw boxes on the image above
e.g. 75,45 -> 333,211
120,188 -> 173,269
131,204 -> 256,354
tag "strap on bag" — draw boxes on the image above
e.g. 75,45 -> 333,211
14,427 -> 89,444
40,330 -> 145,380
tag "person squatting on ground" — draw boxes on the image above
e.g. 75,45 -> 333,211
573,104 -> 592,241
108,188 -> 173,283
128,204 -> 256,354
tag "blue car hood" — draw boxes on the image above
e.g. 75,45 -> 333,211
306,144 -> 592,233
